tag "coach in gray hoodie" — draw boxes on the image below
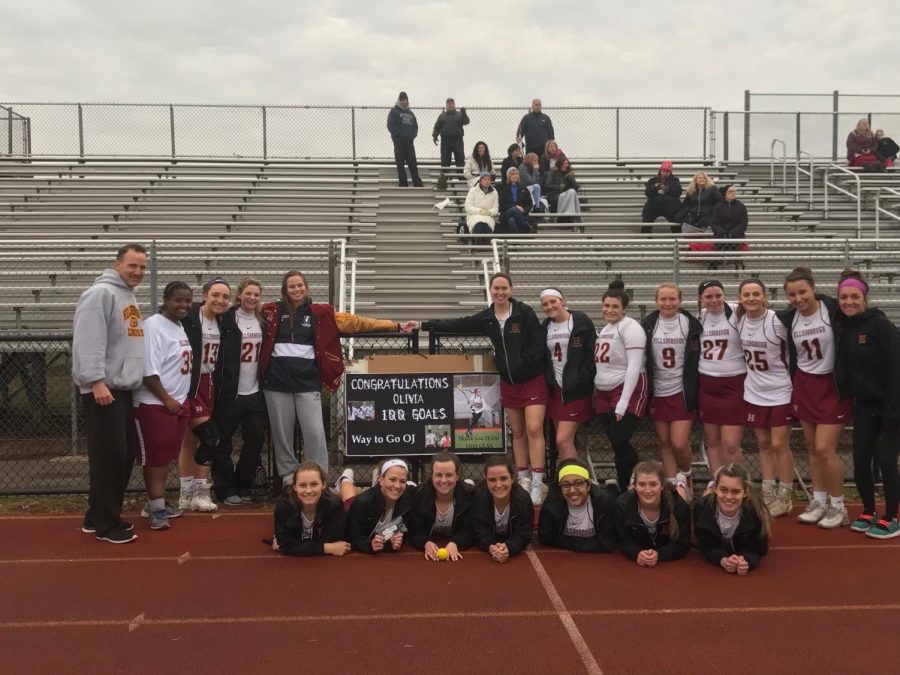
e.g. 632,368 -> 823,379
73,243 -> 147,543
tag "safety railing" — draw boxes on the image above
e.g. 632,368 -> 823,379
874,187 -> 900,240
770,138 -> 787,193
823,164 -> 862,235
795,151 -> 814,208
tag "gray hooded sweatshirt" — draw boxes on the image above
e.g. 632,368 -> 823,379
72,269 -> 145,393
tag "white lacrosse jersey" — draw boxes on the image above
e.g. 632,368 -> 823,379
650,314 -> 690,397
699,305 -> 746,377
791,303 -> 836,375
546,317 -> 572,388
738,309 -> 792,406
134,313 -> 191,406
594,316 -> 646,391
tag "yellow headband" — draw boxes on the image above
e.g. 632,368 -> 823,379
558,465 -> 590,482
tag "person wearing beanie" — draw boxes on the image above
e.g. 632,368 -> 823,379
386,91 -> 423,187
499,144 -> 524,185
641,160 -> 683,234
432,97 -> 470,169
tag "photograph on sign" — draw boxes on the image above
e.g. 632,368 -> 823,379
452,375 -> 503,450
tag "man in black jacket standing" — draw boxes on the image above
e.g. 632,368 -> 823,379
516,98 -> 555,156
432,98 -> 470,168
387,91 -> 423,187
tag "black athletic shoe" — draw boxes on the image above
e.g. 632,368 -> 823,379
82,517 -> 134,534
95,525 -> 138,544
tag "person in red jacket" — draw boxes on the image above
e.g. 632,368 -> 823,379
846,118 -> 879,168
259,270 -> 416,485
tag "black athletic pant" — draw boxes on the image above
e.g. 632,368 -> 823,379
392,138 -> 422,186
440,137 -> 465,168
599,412 -> 642,491
83,390 -> 135,536
852,403 -> 900,519
467,411 -> 483,433
212,392 -> 268,500
641,199 -> 681,234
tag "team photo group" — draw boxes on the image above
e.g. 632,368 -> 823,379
73,245 -> 900,576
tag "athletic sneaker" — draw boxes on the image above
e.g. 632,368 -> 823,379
149,509 -> 171,530
767,487 -> 792,518
178,488 -> 195,511
140,502 -> 184,519
190,493 -> 218,512
223,495 -> 243,506
817,506 -> 849,529
850,512 -> 877,533
529,480 -> 544,506
797,500 -> 827,525
335,468 -> 355,493
865,518 -> 900,540
761,486 -> 776,511
240,494 -> 253,503
674,472 -> 693,505
517,475 -> 532,492
82,518 -> 134,534
96,525 -> 138,544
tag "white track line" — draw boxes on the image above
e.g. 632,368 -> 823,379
527,549 -> 604,675
3,603 -> 899,631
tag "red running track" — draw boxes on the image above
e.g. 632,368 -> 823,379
0,507 -> 897,674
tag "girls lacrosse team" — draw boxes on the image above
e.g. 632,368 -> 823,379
128,266 -> 899,567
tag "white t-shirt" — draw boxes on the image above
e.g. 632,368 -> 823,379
494,504 -> 510,536
546,317 -> 573,388
716,508 -> 741,543
199,313 -> 220,375
699,305 -> 746,377
651,314 -> 690,397
563,501 -> 596,538
432,502 -> 454,537
425,432 -> 437,447
301,512 -> 314,541
236,309 -> 263,395
594,316 -> 646,390
738,309 -> 792,406
133,313 -> 191,407
791,303 -> 835,375
639,507 -> 659,536
469,393 -> 485,414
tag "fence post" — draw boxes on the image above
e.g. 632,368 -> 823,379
795,112 -> 801,157
743,90 -> 750,161
703,108 -> 709,160
77,104 -> 84,156
5,106 -> 11,155
615,108 -> 620,161
169,105 -> 176,158
843,238 -> 850,267
723,112 -> 730,162
25,117 -> 32,155
327,242 -> 337,305
831,90 -> 839,162
149,240 -> 159,315
673,241 -> 681,283
351,107 -> 357,160
261,106 -> 267,159
70,361 -> 78,455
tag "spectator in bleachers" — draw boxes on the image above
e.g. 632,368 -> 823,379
679,171 -> 722,234
497,167 -> 533,235
518,153 -> 542,187
539,140 -> 567,174
464,142 -> 494,187
432,98 -> 469,168
641,160 -> 683,234
386,91 -> 423,187
464,172 -> 500,236
516,99 -> 555,156
846,118 -> 879,168
875,129 -> 898,168
710,184 -> 749,250
499,144 -> 523,185
544,157 -> 582,222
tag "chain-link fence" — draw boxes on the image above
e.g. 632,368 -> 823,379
1,103 -> 710,160
1,106 -> 29,155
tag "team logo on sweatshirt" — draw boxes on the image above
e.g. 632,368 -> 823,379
123,304 -> 144,337
858,334 -> 867,344
509,323 -> 521,334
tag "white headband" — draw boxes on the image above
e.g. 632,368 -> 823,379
380,459 -> 409,476
539,288 -> 563,301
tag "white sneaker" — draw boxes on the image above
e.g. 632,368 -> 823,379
797,500 -> 826,524
767,487 -> 792,518
335,468 -> 354,492
674,471 -> 693,505
817,506 -> 849,530
517,475 -> 532,492
190,490 -> 218,512
178,490 -> 195,512
529,480 -> 544,506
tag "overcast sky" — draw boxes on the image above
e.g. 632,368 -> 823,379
2,0 -> 898,112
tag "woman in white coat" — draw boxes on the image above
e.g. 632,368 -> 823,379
464,172 -> 500,237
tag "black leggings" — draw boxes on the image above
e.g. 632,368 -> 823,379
852,406 -> 900,519
599,412 -> 642,491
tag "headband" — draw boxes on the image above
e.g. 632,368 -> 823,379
838,278 -> 868,296
558,465 -> 590,482
203,276 -> 230,292
698,279 -> 724,295
539,288 -> 563,301
380,459 -> 409,476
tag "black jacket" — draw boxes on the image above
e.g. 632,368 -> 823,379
498,182 -> 534,215
387,104 -> 418,141
537,484 -> 616,553
877,136 -> 899,161
835,308 -> 900,422
544,169 -> 579,206
500,156 -> 523,185
215,306 -> 267,402
183,302 -> 224,399
710,199 -> 749,239
644,174 -> 683,203
423,299 -> 546,385
777,294 -> 839,378
614,488 -> 691,562
471,483 -> 533,556
432,109 -> 470,141
641,309 -> 703,411
409,481 -> 475,550
679,186 -> 722,228
542,310 -> 597,403
273,491 -> 346,557
345,485 -> 416,554
693,494 -> 768,570
516,111 -> 555,152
